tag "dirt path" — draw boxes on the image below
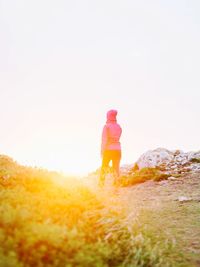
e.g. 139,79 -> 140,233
84,172 -> 200,266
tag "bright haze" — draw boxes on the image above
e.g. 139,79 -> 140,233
1,0 -> 200,175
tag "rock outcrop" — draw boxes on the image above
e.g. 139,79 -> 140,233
121,148 -> 200,176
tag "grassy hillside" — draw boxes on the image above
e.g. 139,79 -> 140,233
114,172 -> 200,267
0,155 -> 195,266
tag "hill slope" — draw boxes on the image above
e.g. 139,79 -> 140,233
86,172 -> 200,266
0,155 -> 199,266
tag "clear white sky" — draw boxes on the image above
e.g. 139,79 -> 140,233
0,0 -> 200,175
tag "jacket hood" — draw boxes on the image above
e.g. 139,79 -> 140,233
106,109 -> 118,122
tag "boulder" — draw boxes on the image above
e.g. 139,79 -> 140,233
136,148 -> 200,174
137,148 -> 174,169
120,148 -> 200,177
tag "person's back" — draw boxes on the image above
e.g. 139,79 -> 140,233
105,122 -> 122,150
99,110 -> 122,187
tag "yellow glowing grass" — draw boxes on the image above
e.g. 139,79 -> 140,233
0,155 -> 189,266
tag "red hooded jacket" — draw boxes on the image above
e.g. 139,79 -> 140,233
101,110 -> 122,155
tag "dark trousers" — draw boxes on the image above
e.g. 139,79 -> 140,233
99,150 -> 121,185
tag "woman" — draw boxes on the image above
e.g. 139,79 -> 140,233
99,109 -> 122,186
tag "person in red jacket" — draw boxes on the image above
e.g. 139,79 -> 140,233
99,109 -> 122,186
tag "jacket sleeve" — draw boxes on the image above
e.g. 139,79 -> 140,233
101,125 -> 108,156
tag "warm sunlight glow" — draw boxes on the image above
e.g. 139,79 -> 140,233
1,0 -> 200,176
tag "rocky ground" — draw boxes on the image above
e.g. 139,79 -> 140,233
85,170 -> 200,266
121,148 -> 200,177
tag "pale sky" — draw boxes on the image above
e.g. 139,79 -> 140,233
0,0 -> 200,175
